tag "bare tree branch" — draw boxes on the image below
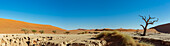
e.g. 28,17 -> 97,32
148,18 -> 159,24
144,16 -> 146,19
139,15 -> 147,23
156,18 -> 159,22
146,19 -> 150,23
146,15 -> 156,23
150,17 -> 155,19
140,24 -> 144,29
148,21 -> 156,24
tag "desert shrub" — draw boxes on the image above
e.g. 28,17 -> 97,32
95,32 -> 112,39
93,32 -> 100,34
95,32 -> 105,39
88,32 -> 92,34
64,31 -> 70,34
95,31 -> 119,39
32,30 -> 37,34
81,32 -> 85,34
121,34 -> 136,46
77,33 -> 81,34
52,30 -> 56,34
77,32 -> 86,34
105,31 -> 136,46
21,28 -> 29,34
77,32 -> 82,34
96,31 -> 154,46
84,31 -> 88,34
39,30 -> 44,34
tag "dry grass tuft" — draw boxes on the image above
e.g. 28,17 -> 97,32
96,32 -> 111,39
96,31 -> 154,46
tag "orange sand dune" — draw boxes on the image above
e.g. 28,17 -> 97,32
0,18 -> 66,34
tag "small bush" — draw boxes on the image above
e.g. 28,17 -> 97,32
95,32 -> 112,39
21,28 -> 29,34
77,32 -> 87,34
84,31 -> 88,34
52,30 -> 56,34
95,31 -> 118,39
32,30 -> 37,34
39,30 -> 44,34
64,31 -> 70,34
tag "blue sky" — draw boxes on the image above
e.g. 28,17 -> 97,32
0,0 -> 170,30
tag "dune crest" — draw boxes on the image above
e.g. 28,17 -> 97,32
0,18 -> 66,34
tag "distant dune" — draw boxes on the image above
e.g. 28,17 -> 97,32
69,28 -> 158,33
0,18 -> 66,34
150,23 -> 170,33
69,28 -> 141,31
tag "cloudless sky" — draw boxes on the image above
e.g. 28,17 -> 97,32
0,0 -> 170,30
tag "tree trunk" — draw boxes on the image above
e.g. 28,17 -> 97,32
143,28 -> 146,36
142,24 -> 148,36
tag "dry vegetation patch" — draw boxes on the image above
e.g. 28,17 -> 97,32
96,31 -> 154,46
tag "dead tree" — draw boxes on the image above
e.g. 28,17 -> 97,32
139,15 -> 158,36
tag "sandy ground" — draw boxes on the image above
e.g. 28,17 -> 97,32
0,31 -> 169,46
0,34 -> 106,46
121,32 -> 170,41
